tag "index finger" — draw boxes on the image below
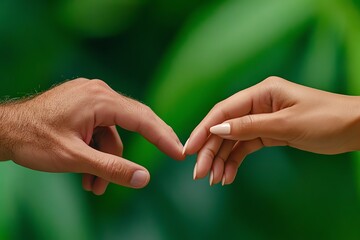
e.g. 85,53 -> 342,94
94,89 -> 184,160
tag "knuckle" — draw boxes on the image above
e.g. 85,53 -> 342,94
139,104 -> 157,122
201,147 -> 217,161
211,101 -> 230,120
167,125 -> 176,135
74,77 -> 90,82
227,159 -> 240,169
142,104 -> 153,114
262,76 -> 286,91
263,76 -> 283,84
237,115 -> 254,132
103,159 -> 130,184
215,154 -> 227,163
86,80 -> 110,95
91,79 -> 109,88
212,101 -> 224,113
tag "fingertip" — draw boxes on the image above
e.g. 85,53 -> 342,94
174,144 -> 186,161
92,178 -> 109,196
156,135 -> 185,161
212,160 -> 224,185
224,163 -> 238,185
185,130 -> 209,155
93,189 -> 105,196
169,145 -> 186,161
82,174 -> 94,192
130,170 -> 150,189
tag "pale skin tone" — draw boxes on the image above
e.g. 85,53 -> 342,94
184,77 -> 360,186
0,78 -> 184,195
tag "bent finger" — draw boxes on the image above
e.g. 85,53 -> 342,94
185,84 -> 261,155
211,140 -> 237,185
91,126 -> 123,195
95,93 -> 183,160
195,135 -> 223,179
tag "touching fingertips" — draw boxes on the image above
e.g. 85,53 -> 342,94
193,163 -> 197,180
130,170 -> 150,188
182,138 -> 189,156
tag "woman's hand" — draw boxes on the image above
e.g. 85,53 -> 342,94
183,77 -> 360,186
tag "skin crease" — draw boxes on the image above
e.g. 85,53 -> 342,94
184,76 -> 360,186
0,78 -> 184,195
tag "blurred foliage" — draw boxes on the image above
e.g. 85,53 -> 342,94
1,0 -> 360,239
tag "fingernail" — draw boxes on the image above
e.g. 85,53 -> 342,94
193,163 -> 197,180
210,123 -> 230,135
130,170 -> 149,188
182,138 -> 189,156
209,170 -> 214,186
222,175 -> 226,186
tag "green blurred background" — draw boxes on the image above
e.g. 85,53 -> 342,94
1,0 -> 360,239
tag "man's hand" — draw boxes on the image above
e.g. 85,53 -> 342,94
0,78 -> 184,195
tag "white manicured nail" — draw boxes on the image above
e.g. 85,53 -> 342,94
209,170 -> 214,186
182,139 -> 189,156
222,175 -> 226,186
210,123 -> 230,135
193,163 -> 197,180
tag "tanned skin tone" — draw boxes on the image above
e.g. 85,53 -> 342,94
0,78 -> 184,195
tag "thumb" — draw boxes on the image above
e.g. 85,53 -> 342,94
79,146 -> 150,189
210,112 -> 287,141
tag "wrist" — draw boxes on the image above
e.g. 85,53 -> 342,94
0,104 -> 12,161
0,102 -> 29,161
346,96 -> 360,152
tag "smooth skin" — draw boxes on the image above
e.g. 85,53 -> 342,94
184,77 -> 360,186
0,79 -> 184,195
